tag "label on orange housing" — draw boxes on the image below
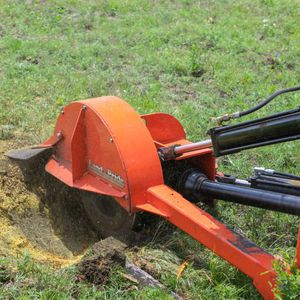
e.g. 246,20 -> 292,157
88,160 -> 125,188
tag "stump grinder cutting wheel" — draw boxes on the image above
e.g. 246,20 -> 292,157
81,193 -> 136,239
6,87 -> 300,299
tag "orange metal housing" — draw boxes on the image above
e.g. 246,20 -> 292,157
44,97 -> 164,212
42,96 -> 299,300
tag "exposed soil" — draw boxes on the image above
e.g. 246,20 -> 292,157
0,139 -> 185,297
0,140 -> 98,267
76,237 -> 127,285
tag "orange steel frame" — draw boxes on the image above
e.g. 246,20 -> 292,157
41,96 -> 299,300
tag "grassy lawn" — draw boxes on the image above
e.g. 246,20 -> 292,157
0,0 -> 300,299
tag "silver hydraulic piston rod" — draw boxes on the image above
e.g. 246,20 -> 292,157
174,139 -> 212,154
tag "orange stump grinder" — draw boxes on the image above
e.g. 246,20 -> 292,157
7,86 -> 300,299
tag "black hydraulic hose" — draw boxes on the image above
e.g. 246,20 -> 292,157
216,85 -> 300,125
272,170 -> 300,180
239,85 -> 300,117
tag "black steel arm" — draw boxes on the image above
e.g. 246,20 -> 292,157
209,107 -> 300,157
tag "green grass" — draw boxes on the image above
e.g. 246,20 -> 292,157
0,254 -> 173,299
0,0 -> 300,299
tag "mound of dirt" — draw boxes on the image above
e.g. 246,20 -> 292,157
75,237 -> 183,300
76,237 -> 127,285
0,140 -> 98,266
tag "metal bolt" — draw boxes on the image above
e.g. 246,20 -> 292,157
61,110 -> 64,115
109,137 -> 113,143
56,131 -> 63,139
